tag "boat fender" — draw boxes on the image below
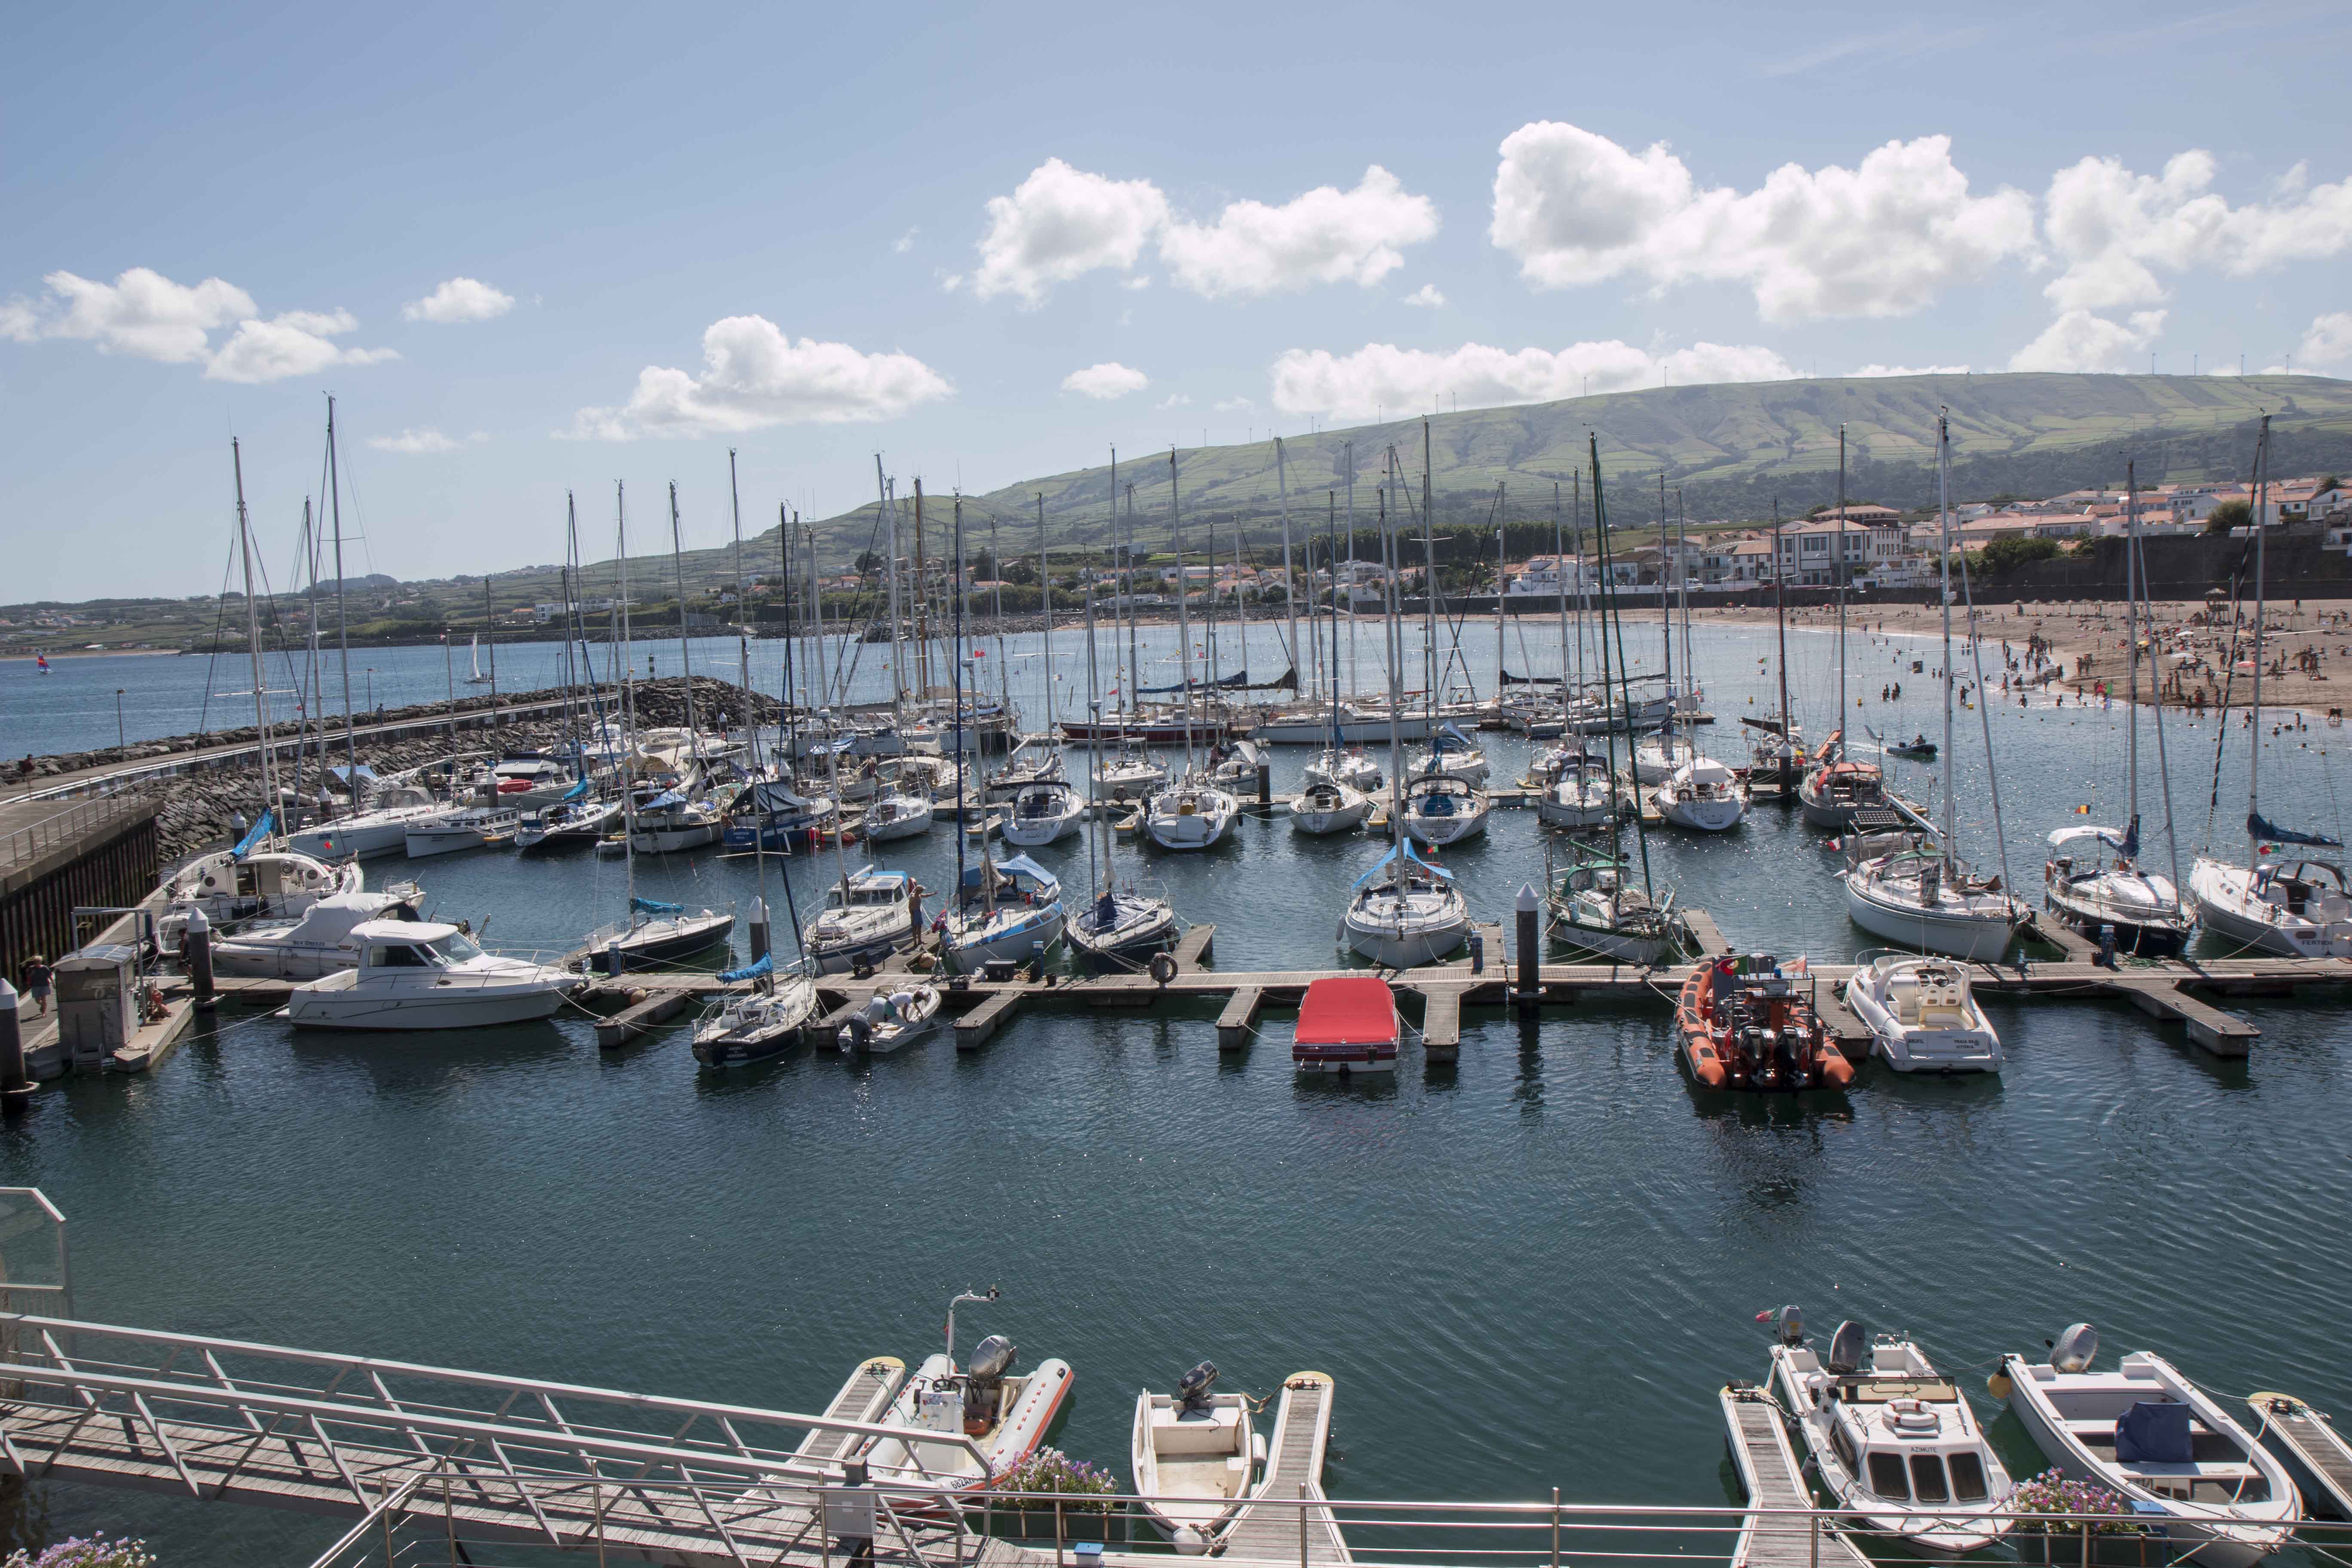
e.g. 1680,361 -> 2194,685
1986,1369 -> 2013,1400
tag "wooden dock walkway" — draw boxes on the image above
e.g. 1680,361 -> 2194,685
1720,1385 -> 1870,1568
1219,1372 -> 1350,1565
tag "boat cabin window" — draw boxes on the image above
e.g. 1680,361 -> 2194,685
426,933 -> 483,963
1831,1423 -> 1860,1473
1908,1454 -> 1948,1503
368,945 -> 436,968
1865,1452 -> 1910,1501
1947,1451 -> 1988,1502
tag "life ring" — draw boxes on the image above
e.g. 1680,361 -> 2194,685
1886,1398 -> 1938,1434
1148,952 -> 1178,986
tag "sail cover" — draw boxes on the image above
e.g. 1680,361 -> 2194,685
717,953 -> 773,983
232,810 -> 274,860
2249,812 -> 2343,848
630,896 -> 684,915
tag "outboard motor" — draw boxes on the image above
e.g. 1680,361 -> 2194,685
1775,1306 -> 1805,1346
1176,1360 -> 1219,1416
2051,1323 -> 2098,1374
1825,1320 -> 1866,1377
965,1334 -> 1019,1423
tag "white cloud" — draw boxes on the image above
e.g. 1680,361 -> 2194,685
1214,395 -> 1259,413
2008,309 -> 2166,373
1158,165 -> 1438,299
2042,152 -> 2352,310
1847,362 -> 1972,376
1269,338 -> 1797,420
2297,311 -> 2352,367
1157,393 -> 1193,409
367,427 -> 486,454
1061,361 -> 1149,400
969,159 -> 1439,305
1401,283 -> 1447,308
402,277 -> 514,324
1488,121 -> 2036,322
1,266 -> 395,382
1,266 -> 254,361
568,314 -> 951,440
971,158 -> 1170,306
893,227 -> 920,254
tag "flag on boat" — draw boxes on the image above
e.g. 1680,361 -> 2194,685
2073,804 -> 2091,814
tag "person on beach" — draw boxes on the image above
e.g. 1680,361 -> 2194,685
21,956 -> 52,1016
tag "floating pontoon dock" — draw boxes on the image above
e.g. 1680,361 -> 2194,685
1720,1384 -> 1871,1568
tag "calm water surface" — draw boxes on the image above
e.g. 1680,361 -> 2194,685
3,616 -> 2349,1564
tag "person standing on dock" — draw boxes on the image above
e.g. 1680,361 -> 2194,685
19,956 -> 50,1017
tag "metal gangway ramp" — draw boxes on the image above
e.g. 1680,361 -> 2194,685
1719,1385 -> 1870,1568
1217,1371 -> 1350,1565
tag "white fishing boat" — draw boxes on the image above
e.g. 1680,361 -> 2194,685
1338,840 -> 1468,968
1290,779 -> 1370,836
2047,827 -> 2194,955
690,971 -> 819,1067
860,790 -> 936,844
942,854 -> 1066,972
1768,1312 -> 2015,1553
1547,850 -> 1685,964
808,867 -> 920,974
209,890 -> 426,980
285,921 -> 576,1030
852,1289 -> 1075,1501
1844,849 -> 2020,963
157,842 -> 362,944
2189,856 -> 2352,959
1398,772 -> 1488,847
1655,756 -> 1747,832
2000,1325 -> 2299,1568
1841,956 -> 2003,1073
1131,1363 -> 1263,1551
1291,973 -> 1401,1074
1001,781 -> 1084,847
835,983 -> 944,1053
1144,778 -> 1237,851
1534,755 -> 1616,830
404,805 -> 523,858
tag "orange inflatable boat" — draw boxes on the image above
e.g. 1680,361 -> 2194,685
1675,955 -> 1855,1091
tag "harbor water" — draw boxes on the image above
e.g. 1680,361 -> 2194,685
3,613 -> 2350,1564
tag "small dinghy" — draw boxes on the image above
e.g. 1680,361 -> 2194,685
1675,955 -> 1854,1091
1132,1362 -> 1264,1552
2000,1324 -> 2299,1568
836,983 -> 944,1054
1886,734 -> 1938,760
853,1288 -> 1075,1501
1292,974 -> 1400,1076
1767,1310 -> 2015,1553
1842,956 -> 2002,1073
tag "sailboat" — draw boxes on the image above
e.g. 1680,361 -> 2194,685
1651,491 -> 1746,832
2188,414 -> 2352,956
1842,414 -> 2021,962
2044,461 -> 2195,954
1069,548 -> 1179,967
1145,449 -> 1239,851
463,632 -> 493,685
1797,434 -> 1890,830
1339,458 -> 1470,968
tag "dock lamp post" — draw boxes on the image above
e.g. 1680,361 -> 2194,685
365,668 -> 375,711
114,689 -> 126,752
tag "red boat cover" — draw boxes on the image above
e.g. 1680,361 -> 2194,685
1295,977 -> 1399,1046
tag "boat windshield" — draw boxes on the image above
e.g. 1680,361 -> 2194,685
426,933 -> 484,964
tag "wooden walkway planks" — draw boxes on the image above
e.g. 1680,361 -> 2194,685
955,989 -> 1023,1050
2114,979 -> 2259,1056
1219,1372 -> 1349,1566
1720,1386 -> 1869,1568
1216,987 -> 1265,1050
1684,909 -> 1737,958
1413,987 -> 1463,1062
2250,1393 -> 2352,1517
1173,923 -> 1216,971
594,988 -> 692,1050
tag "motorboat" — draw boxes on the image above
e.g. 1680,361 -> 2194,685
1001,782 -> 1084,848
834,983 -> 944,1053
852,1289 -> 1075,1501
1291,974 -> 1401,1075
490,753 -> 575,806
404,805 -> 522,858
1547,851 -> 1685,965
942,854 -> 1066,972
1144,778 -> 1237,851
1632,728 -> 1696,786
1844,849 -> 2020,963
1398,773 -> 1488,848
581,899 -> 737,976
209,890 -> 427,980
1886,734 -> 1938,761
1534,755 -> 1616,831
157,845 -> 362,944
1289,779 -> 1370,836
2046,826 -> 2194,956
2000,1324 -> 2299,1568
1302,746 -> 1382,794
1131,1363 -> 1264,1551
691,972 -> 820,1067
516,795 -> 625,852
1338,840 -> 1468,968
285,921 -> 576,1030
808,867 -> 920,974
1798,732 -> 1889,830
860,789 -> 936,844
1095,740 -> 1167,802
1842,956 -> 2003,1073
1066,885 -> 1179,968
628,789 -> 725,854
2189,856 -> 2352,959
1408,723 -> 1488,787
1767,1311 -> 2015,1553
1655,756 -> 1747,833
1674,954 -> 1853,1090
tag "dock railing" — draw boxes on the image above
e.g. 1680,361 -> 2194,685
294,1481 -> 2352,1568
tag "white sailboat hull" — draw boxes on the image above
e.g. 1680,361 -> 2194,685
2189,858 -> 2352,958
1843,873 -> 2017,962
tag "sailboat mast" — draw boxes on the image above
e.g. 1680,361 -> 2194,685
1938,414 -> 1957,869
1836,426 -> 1849,728
1421,423 -> 1436,722
2248,413 -> 2271,870
1081,557 -> 1104,897
1170,448 -> 1195,775
952,496 -> 969,904
1555,484 -> 1570,728
876,459 -> 903,725
615,484 -> 637,919
1380,478 -> 1403,843
1036,494 -> 1055,740
231,439 -> 275,811
668,482 -> 698,759
1123,482 -> 1140,723
1657,473 -> 1672,719
2125,461 -> 2141,841
1344,441 -> 1359,698
1275,436 -> 1300,701
1592,436 -> 1653,897
1773,499 -> 1791,740
1496,482 -> 1508,703
989,514 -> 1009,721
1329,492 -> 1344,743
326,396 -> 356,777
728,448 -> 768,953
1676,488 -> 1691,750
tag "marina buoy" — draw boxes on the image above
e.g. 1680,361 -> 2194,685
1987,1369 -> 2012,1400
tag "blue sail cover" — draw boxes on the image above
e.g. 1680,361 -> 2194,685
232,810 -> 274,860
1351,837 -> 1454,891
561,777 -> 591,802
630,896 -> 684,915
717,953 -> 773,982
2249,812 -> 2343,848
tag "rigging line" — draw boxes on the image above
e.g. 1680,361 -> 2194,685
196,534 -> 240,742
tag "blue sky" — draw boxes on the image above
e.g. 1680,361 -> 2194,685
6,1 -> 2349,600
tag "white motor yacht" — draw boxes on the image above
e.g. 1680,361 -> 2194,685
691,973 -> 820,1067
1339,842 -> 1469,968
1001,781 -> 1084,848
2189,856 -> 2352,959
157,846 -> 362,944
1144,778 -> 1237,851
1655,756 -> 1747,833
835,983 -> 945,1053
1290,779 -> 1370,836
209,890 -> 426,980
942,855 -> 1066,972
2001,1325 -> 2299,1568
1843,849 -> 2019,963
285,921 -> 576,1029
1842,956 -> 2002,1073
808,868 -> 920,974
1768,1312 -> 2016,1554
1399,773 -> 1489,848
1131,1363 -> 1263,1552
